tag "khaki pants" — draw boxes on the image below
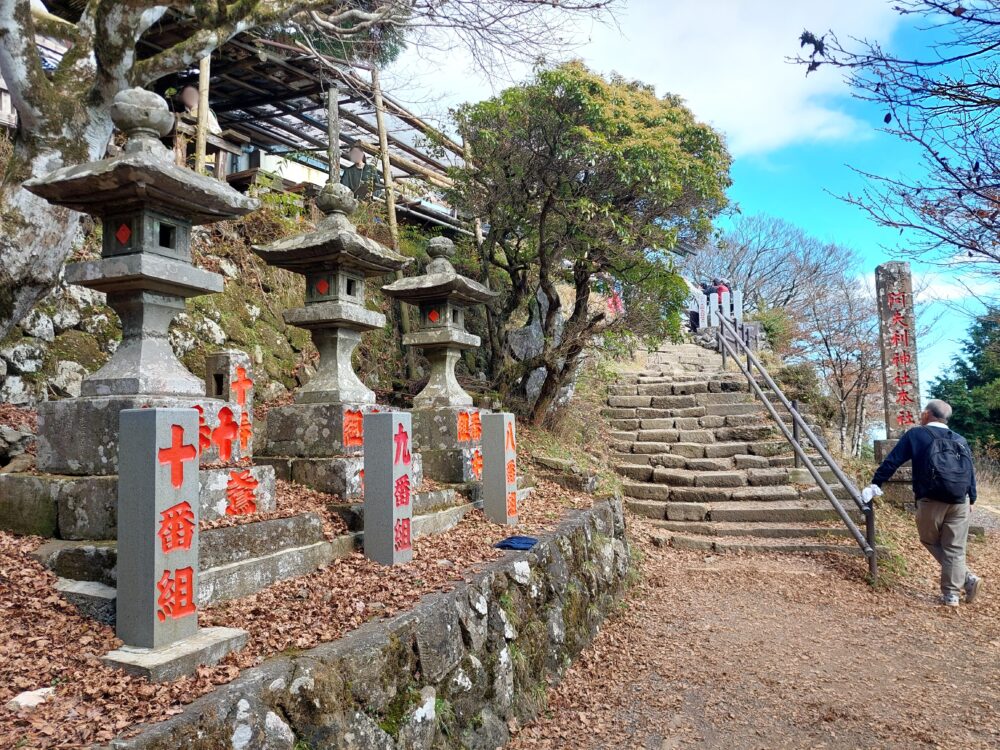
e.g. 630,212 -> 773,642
916,499 -> 971,598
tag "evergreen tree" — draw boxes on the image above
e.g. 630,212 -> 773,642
929,309 -> 1000,445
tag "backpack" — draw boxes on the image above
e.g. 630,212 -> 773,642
924,427 -> 974,503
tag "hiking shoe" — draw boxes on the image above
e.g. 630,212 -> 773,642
940,594 -> 960,608
966,573 -> 983,604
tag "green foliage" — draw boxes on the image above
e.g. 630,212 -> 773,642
449,61 -> 731,419
751,303 -> 795,354
930,308 -> 1000,445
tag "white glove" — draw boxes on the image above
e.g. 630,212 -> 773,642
861,484 -> 883,504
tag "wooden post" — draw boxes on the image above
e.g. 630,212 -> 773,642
372,66 -> 415,380
194,56 -> 211,175
327,83 -> 340,183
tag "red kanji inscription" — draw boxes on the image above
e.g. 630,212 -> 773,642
226,470 -> 259,515
230,366 -> 253,406
211,407 -> 238,461
238,409 -> 252,452
506,458 -> 516,484
343,409 -> 364,447
896,389 -> 916,407
394,473 -> 411,508
393,423 -> 411,465
505,422 -> 516,452
897,410 -> 916,427
156,567 -> 196,622
506,491 -> 518,518
890,310 -> 907,329
193,405 -> 212,454
470,449 -> 483,480
394,518 -> 411,552
887,291 -> 906,309
894,371 -> 913,389
157,501 -> 195,553
891,351 -> 912,368
890,329 -> 909,348
469,411 -> 482,441
158,424 -> 197,488
457,411 -> 471,442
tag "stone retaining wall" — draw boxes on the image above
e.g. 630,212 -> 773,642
105,498 -> 631,750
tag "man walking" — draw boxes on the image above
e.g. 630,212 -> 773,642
862,399 -> 982,607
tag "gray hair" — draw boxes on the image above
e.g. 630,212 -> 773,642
925,399 -> 952,422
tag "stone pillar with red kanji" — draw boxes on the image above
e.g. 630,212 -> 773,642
875,261 -> 921,505
482,413 -> 518,525
106,408 -> 247,680
362,412 -> 414,566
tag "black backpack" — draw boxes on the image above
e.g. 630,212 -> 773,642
924,427 -> 974,503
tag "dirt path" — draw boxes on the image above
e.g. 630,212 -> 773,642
510,511 -> 1000,750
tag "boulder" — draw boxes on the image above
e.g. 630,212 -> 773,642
1,341 -> 45,374
19,310 -> 55,342
51,360 -> 87,398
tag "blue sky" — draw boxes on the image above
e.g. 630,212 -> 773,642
386,0 -> 986,397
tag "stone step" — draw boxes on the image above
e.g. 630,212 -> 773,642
705,500 -> 865,524
652,520 -> 852,539
651,531 -> 863,555
623,479 -> 851,504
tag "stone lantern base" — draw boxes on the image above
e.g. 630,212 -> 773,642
413,406 -> 490,484
258,401 -> 425,499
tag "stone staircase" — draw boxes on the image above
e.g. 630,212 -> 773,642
605,343 -> 864,554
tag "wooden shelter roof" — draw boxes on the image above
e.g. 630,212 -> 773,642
138,22 -> 470,234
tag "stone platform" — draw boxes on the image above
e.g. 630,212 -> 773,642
103,627 -> 249,682
0,464 -> 276,538
414,406 -> 488,484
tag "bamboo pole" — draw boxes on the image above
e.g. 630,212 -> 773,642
327,82 -> 340,182
194,55 -> 211,175
371,66 -> 414,380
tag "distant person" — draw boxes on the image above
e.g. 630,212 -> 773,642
714,277 -> 730,303
178,84 -> 222,136
340,143 -> 381,199
862,399 -> 982,607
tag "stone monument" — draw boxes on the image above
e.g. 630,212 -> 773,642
0,88 -> 275,539
482,412 -> 518,525
874,261 -> 921,505
253,181 -> 413,498
104,408 -> 247,680
383,237 -> 497,483
362,411 -> 414,565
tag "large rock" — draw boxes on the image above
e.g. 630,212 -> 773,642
1,341 -> 45,374
19,310 -> 55,342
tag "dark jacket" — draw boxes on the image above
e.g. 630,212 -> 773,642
872,424 -> 977,503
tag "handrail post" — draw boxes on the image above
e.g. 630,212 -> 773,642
719,327 -> 727,369
865,506 -> 878,579
791,399 -> 801,468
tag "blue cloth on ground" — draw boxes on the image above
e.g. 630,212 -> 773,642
494,536 -> 538,551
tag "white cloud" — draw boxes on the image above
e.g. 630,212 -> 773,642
384,0 -> 902,157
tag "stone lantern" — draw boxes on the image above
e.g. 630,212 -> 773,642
26,88 -> 257,403
0,88 -> 273,543
383,237 -> 497,482
253,181 -> 412,497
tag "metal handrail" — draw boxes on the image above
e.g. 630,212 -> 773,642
715,317 -> 878,579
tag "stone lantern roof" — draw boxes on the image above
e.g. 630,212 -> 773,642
252,182 -> 410,275
382,237 -> 495,306
24,88 -> 258,224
